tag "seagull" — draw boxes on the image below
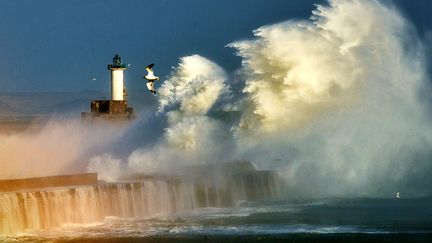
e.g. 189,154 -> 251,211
144,63 -> 159,94
396,192 -> 400,199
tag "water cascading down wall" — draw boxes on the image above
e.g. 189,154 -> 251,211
0,168 -> 278,235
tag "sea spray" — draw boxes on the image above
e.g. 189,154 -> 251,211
90,0 -> 432,197
231,0 -> 432,197
0,119 -> 128,179
90,55 -> 233,178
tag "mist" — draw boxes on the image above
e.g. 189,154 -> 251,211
0,119 -> 129,179
229,0 -> 432,197
1,0 -> 431,199
88,0 -> 432,198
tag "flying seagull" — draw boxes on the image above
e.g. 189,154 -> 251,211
144,63 -> 159,94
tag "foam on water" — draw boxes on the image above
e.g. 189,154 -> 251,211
6,197 -> 432,241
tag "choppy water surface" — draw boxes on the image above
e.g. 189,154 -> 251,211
5,197 -> 432,242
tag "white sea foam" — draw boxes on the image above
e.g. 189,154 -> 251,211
89,0 -> 432,197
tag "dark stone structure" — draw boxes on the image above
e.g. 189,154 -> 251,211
81,100 -> 134,121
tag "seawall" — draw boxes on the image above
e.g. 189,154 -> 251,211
0,166 -> 279,235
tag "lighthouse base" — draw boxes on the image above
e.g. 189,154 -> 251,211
81,100 -> 135,122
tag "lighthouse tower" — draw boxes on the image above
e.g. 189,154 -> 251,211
81,54 -> 135,122
108,54 -> 127,101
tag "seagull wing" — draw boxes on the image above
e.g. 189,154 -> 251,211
144,63 -> 159,81
146,63 -> 155,71
146,81 -> 155,91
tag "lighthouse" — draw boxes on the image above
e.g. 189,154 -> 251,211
81,54 -> 135,121
108,54 -> 127,101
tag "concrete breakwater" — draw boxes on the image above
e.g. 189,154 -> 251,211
0,162 -> 279,235
0,173 -> 97,192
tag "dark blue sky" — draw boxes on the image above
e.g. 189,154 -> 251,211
0,0 -> 430,93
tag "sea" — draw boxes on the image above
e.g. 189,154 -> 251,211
4,197 -> 432,243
